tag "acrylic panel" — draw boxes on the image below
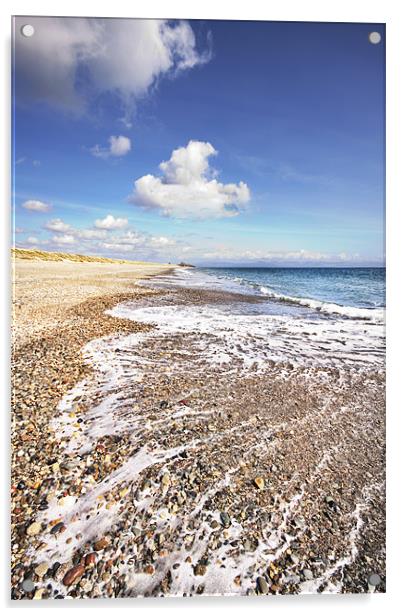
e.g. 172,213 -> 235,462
11,16 -> 385,599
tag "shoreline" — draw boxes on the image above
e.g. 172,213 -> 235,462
11,259 -> 385,599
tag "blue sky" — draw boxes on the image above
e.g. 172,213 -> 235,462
13,17 -> 385,265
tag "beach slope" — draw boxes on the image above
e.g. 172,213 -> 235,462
11,250 -> 176,598
10,252 -> 385,599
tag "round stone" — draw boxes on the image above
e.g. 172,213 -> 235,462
368,573 -> 381,586
22,578 -> 35,592
26,521 -> 41,536
257,576 -> 270,594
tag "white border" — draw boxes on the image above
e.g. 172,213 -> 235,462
2,1 -> 401,614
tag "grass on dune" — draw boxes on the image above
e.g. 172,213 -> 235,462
11,248 -> 167,266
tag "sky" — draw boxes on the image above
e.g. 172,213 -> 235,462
12,17 -> 385,266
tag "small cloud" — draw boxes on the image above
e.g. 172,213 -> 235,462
15,227 -> 24,233
102,230 -> 144,246
52,234 -> 76,245
131,140 -> 250,219
91,135 -> 131,159
94,214 -> 128,229
98,230 -> 176,254
22,200 -> 51,212
77,229 -> 108,240
26,236 -> 40,245
15,157 -> 41,167
150,236 -> 176,247
100,242 -> 134,253
44,218 -> 72,233
119,116 -> 133,129
109,136 -> 131,157
43,218 -> 109,239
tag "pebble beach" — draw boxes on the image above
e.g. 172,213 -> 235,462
11,255 -> 386,599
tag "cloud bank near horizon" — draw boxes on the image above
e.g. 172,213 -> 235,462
14,211 -> 381,266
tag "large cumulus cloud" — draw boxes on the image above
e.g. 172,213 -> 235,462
132,140 -> 251,219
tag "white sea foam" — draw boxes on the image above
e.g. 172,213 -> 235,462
107,302 -> 384,370
258,286 -> 384,322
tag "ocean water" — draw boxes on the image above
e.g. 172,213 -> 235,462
130,265 -> 386,370
147,266 -> 385,323
201,267 -> 385,309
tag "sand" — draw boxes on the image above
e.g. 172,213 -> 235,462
12,257 -> 175,346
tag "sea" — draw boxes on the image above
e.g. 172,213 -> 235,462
145,266 -> 385,321
125,265 -> 386,370
201,266 -> 385,319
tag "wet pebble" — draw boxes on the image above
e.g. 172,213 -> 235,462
63,564 -> 85,586
94,537 -> 109,551
254,476 -> 265,490
194,563 -> 207,576
256,576 -> 270,594
34,562 -> 48,578
84,553 -> 97,568
26,522 -> 41,536
50,522 -> 66,535
220,512 -> 231,528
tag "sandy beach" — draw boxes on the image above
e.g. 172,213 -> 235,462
11,255 -> 385,599
12,252 -> 175,346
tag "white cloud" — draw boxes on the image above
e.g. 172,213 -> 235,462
198,248 -> 361,264
98,233 -> 178,259
43,218 -> 108,239
116,230 -> 145,245
22,200 -> 51,212
150,236 -> 176,247
23,214 -> 181,260
14,17 -> 211,120
94,214 -> 128,229
76,229 -> 108,240
44,218 -> 72,233
52,234 -> 76,245
99,231 -> 146,250
91,135 -> 131,159
109,136 -> 131,157
100,242 -> 134,253
15,157 -> 41,167
132,140 -> 250,219
102,231 -> 176,249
